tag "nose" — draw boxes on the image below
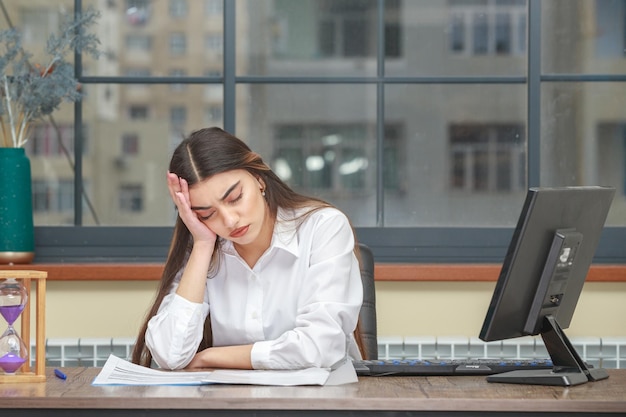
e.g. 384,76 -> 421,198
220,207 -> 239,228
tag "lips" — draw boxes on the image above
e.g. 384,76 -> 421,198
229,225 -> 249,238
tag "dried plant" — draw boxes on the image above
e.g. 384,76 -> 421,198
0,7 -> 100,148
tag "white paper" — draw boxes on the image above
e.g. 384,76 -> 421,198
92,354 -> 356,386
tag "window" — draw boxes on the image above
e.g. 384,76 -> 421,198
596,124 -> 626,196
32,180 -> 74,214
124,68 -> 151,78
594,0 -> 626,57
169,32 -> 187,55
15,0 -> 625,265
169,0 -> 188,18
274,125 -> 381,193
169,106 -> 187,133
205,34 -> 223,54
119,185 -> 143,212
125,34 -> 152,51
169,69 -> 187,91
128,105 -> 149,120
205,0 -> 223,16
125,0 -> 151,26
25,124 -> 74,157
449,124 -> 525,192
121,134 -> 139,155
20,8 -> 59,44
317,0 -> 401,58
204,105 -> 222,125
448,0 -> 526,56
269,0 -> 401,60
124,68 -> 151,91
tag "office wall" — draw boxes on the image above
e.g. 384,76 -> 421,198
39,279 -> 626,340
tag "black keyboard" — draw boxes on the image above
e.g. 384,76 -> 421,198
353,358 -> 554,376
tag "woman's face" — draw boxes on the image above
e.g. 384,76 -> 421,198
188,169 -> 268,246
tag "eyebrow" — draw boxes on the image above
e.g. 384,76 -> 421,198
190,181 -> 240,211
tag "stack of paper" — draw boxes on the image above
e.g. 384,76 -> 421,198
92,354 -> 357,386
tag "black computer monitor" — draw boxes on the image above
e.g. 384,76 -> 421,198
479,186 -> 615,386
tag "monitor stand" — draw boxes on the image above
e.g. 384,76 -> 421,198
486,315 -> 609,386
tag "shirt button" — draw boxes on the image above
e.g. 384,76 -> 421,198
251,311 -> 259,320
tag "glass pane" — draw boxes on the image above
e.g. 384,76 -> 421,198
239,0 -> 381,77
387,0 -> 527,77
237,84 -> 377,226
1,1 -> 81,225
542,0 -> 626,74
541,82 -> 626,226
85,0 -> 223,76
24,110 -> 77,226
385,84 -> 527,226
80,83 -> 222,226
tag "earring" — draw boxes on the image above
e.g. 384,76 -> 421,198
261,188 -> 266,197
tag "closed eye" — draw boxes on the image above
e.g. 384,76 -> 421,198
197,210 -> 215,221
229,193 -> 243,204
196,194 -> 241,220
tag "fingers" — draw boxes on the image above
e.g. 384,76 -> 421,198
167,171 -> 190,208
166,171 -> 180,202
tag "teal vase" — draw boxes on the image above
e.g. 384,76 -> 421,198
0,148 -> 34,264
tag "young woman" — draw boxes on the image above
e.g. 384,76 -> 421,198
131,127 -> 364,371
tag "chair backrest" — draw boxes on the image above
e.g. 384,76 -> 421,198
357,243 -> 378,360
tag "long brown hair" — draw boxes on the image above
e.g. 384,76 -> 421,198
131,127 -> 364,366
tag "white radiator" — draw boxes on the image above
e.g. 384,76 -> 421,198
378,335 -> 626,369
33,335 -> 625,369
32,337 -> 137,367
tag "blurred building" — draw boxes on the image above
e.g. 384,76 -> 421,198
3,0 -> 624,228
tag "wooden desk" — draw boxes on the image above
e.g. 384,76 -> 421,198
1,368 -> 625,416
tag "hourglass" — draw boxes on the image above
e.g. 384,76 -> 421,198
0,277 -> 29,374
0,270 -> 47,383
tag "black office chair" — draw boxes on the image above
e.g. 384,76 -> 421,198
357,243 -> 378,360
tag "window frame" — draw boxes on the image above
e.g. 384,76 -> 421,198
36,0 -> 625,265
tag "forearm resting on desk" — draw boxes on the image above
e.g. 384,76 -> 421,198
187,344 -> 253,370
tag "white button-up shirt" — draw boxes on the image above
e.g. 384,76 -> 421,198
145,207 -> 363,370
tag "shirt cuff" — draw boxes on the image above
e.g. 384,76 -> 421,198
250,340 -> 272,369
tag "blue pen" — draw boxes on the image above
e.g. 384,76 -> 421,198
54,369 -> 67,380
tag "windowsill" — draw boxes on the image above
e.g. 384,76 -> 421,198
1,263 -> 624,282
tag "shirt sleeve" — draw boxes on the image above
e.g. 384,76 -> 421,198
144,277 -> 210,370
250,209 -> 363,370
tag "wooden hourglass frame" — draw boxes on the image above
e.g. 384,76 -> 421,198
0,270 -> 46,383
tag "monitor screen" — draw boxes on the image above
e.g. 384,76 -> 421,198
479,186 -> 615,386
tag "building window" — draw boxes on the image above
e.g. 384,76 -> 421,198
274,125 -> 375,193
448,0 -> 526,56
316,0 -> 401,58
170,106 -> 187,133
124,68 -> 151,78
449,124 -> 525,192
205,0 -> 223,16
20,8 -> 59,44
169,69 -> 187,91
382,125 -> 403,192
169,0 -> 188,18
169,32 -> 187,55
596,123 -> 626,196
125,0 -> 151,26
125,34 -> 152,51
205,34 -> 223,54
204,105 -> 223,125
119,185 -> 143,212
121,133 -> 140,155
25,124 -> 74,157
32,180 -> 74,214
129,105 -> 149,120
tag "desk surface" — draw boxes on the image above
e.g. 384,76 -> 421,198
1,368 -> 625,416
